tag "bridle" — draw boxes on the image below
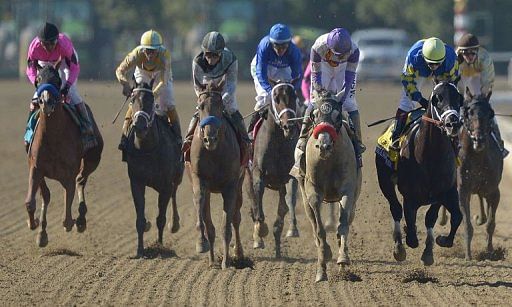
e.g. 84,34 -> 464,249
421,82 -> 461,134
462,97 -> 492,143
131,87 -> 155,129
270,82 -> 297,127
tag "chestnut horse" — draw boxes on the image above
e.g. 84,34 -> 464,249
25,65 -> 103,247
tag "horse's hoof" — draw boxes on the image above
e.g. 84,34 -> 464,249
196,239 -> 210,253
406,234 -> 419,249
337,254 -> 351,265
144,221 -> 151,232
275,248 -> 281,259
76,217 -> 87,233
168,220 -> 180,233
435,235 -> 453,248
36,231 -> 48,247
253,239 -> 265,249
256,222 -> 269,238
421,250 -> 434,266
27,218 -> 40,230
221,258 -> 230,270
475,215 -> 487,226
393,243 -> 407,262
286,227 -> 299,238
315,270 -> 328,282
63,219 -> 75,232
465,254 -> 472,261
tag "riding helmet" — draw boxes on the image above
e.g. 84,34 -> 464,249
269,23 -> 292,44
140,30 -> 163,49
38,22 -> 59,42
201,31 -> 225,53
327,28 -> 352,55
458,33 -> 480,50
422,37 -> 446,63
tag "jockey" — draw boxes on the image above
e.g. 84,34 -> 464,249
26,22 -> 93,135
182,31 -> 250,151
390,37 -> 459,151
116,29 -> 181,150
247,23 -> 303,136
291,28 -> 364,176
456,33 -> 508,158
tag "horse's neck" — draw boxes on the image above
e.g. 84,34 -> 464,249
416,120 -> 452,159
38,106 -> 71,137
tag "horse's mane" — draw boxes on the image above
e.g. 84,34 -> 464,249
37,66 -> 62,89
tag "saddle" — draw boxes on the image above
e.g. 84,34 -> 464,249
376,109 -> 425,170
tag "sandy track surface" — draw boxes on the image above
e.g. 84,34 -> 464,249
1,80 -> 511,305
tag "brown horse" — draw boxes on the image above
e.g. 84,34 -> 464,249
376,81 -> 463,266
124,81 -> 183,257
298,90 -> 362,282
246,80 -> 300,257
456,91 -> 502,260
190,78 -> 244,269
25,65 -> 103,247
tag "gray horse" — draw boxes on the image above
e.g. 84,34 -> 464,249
455,91 -> 502,260
297,91 -> 362,282
246,80 -> 300,258
124,81 -> 182,257
190,79 -> 245,269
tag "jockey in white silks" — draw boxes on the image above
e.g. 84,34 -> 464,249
247,23 -> 303,136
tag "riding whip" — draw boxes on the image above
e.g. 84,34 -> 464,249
366,107 -> 424,127
111,94 -> 131,124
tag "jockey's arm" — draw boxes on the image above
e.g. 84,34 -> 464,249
290,47 -> 303,91
60,35 -> 80,86
26,38 -> 40,85
255,47 -> 272,93
339,49 -> 360,103
480,49 -> 495,95
401,64 -> 423,103
152,50 -> 172,98
310,47 -> 323,92
222,59 -> 238,111
115,48 -> 139,86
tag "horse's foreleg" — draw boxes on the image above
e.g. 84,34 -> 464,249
403,198 -> 419,249
156,191 -> 172,245
422,203 -> 441,266
193,179 -> 209,254
37,179 -> 50,247
324,203 -> 337,232
273,187 -> 289,258
130,180 -> 146,257
285,178 -> 299,238
485,190 -> 500,253
62,181 -> 76,232
337,195 -> 354,266
75,173 -> 88,233
252,170 -> 268,249
168,184 -> 180,233
204,192 -> 216,266
308,189 -> 331,282
221,181 -> 237,269
458,187 -> 473,260
436,187 -> 462,248
25,167 -> 42,230
233,181 -> 244,260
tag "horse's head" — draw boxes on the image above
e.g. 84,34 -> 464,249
462,90 -> 494,151
429,81 -> 463,137
310,90 -> 344,159
195,77 -> 225,151
269,79 -> 299,139
130,81 -> 155,139
35,65 -> 62,116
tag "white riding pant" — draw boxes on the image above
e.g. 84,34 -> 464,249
250,55 -> 293,111
134,67 -> 175,114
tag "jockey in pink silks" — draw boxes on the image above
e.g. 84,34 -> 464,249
26,22 -> 93,135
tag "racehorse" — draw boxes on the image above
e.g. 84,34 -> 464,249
25,65 -> 103,247
375,81 -> 463,266
190,78 -> 245,269
124,81 -> 183,257
455,91 -> 502,260
246,79 -> 300,257
298,90 -> 361,282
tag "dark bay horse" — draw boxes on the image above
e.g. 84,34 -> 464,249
247,80 -> 300,257
25,65 -> 103,247
376,81 -> 463,266
124,81 -> 183,257
298,91 -> 362,282
190,79 -> 244,269
456,91 -> 503,260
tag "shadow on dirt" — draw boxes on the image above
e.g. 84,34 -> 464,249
330,266 -> 363,283
401,268 -> 439,284
476,246 -> 507,261
142,242 -> 177,259
41,248 -> 82,257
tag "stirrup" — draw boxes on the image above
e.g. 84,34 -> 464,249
502,148 -> 510,159
118,135 -> 128,151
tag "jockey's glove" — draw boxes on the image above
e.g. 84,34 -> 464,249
121,81 -> 131,97
418,97 -> 429,109
60,83 -> 71,97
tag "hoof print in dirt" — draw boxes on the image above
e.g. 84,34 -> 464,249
476,247 -> 507,262
401,269 -> 438,284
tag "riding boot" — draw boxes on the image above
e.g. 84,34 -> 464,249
76,102 -> 94,135
118,105 -> 133,151
290,106 -> 314,178
491,117 -> 509,158
247,111 -> 261,141
182,112 -> 198,153
230,110 -> 251,144
166,108 -> 182,146
348,110 -> 366,168
390,108 -> 408,151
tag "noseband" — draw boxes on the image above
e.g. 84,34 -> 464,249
270,83 -> 297,125
421,83 -> 461,132
131,87 -> 155,129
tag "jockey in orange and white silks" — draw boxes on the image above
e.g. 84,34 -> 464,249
456,33 -> 508,158
116,29 -> 182,150
26,22 -> 94,135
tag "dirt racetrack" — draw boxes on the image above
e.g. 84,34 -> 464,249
1,80 -> 511,305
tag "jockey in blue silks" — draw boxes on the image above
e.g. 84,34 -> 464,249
247,23 -> 303,136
